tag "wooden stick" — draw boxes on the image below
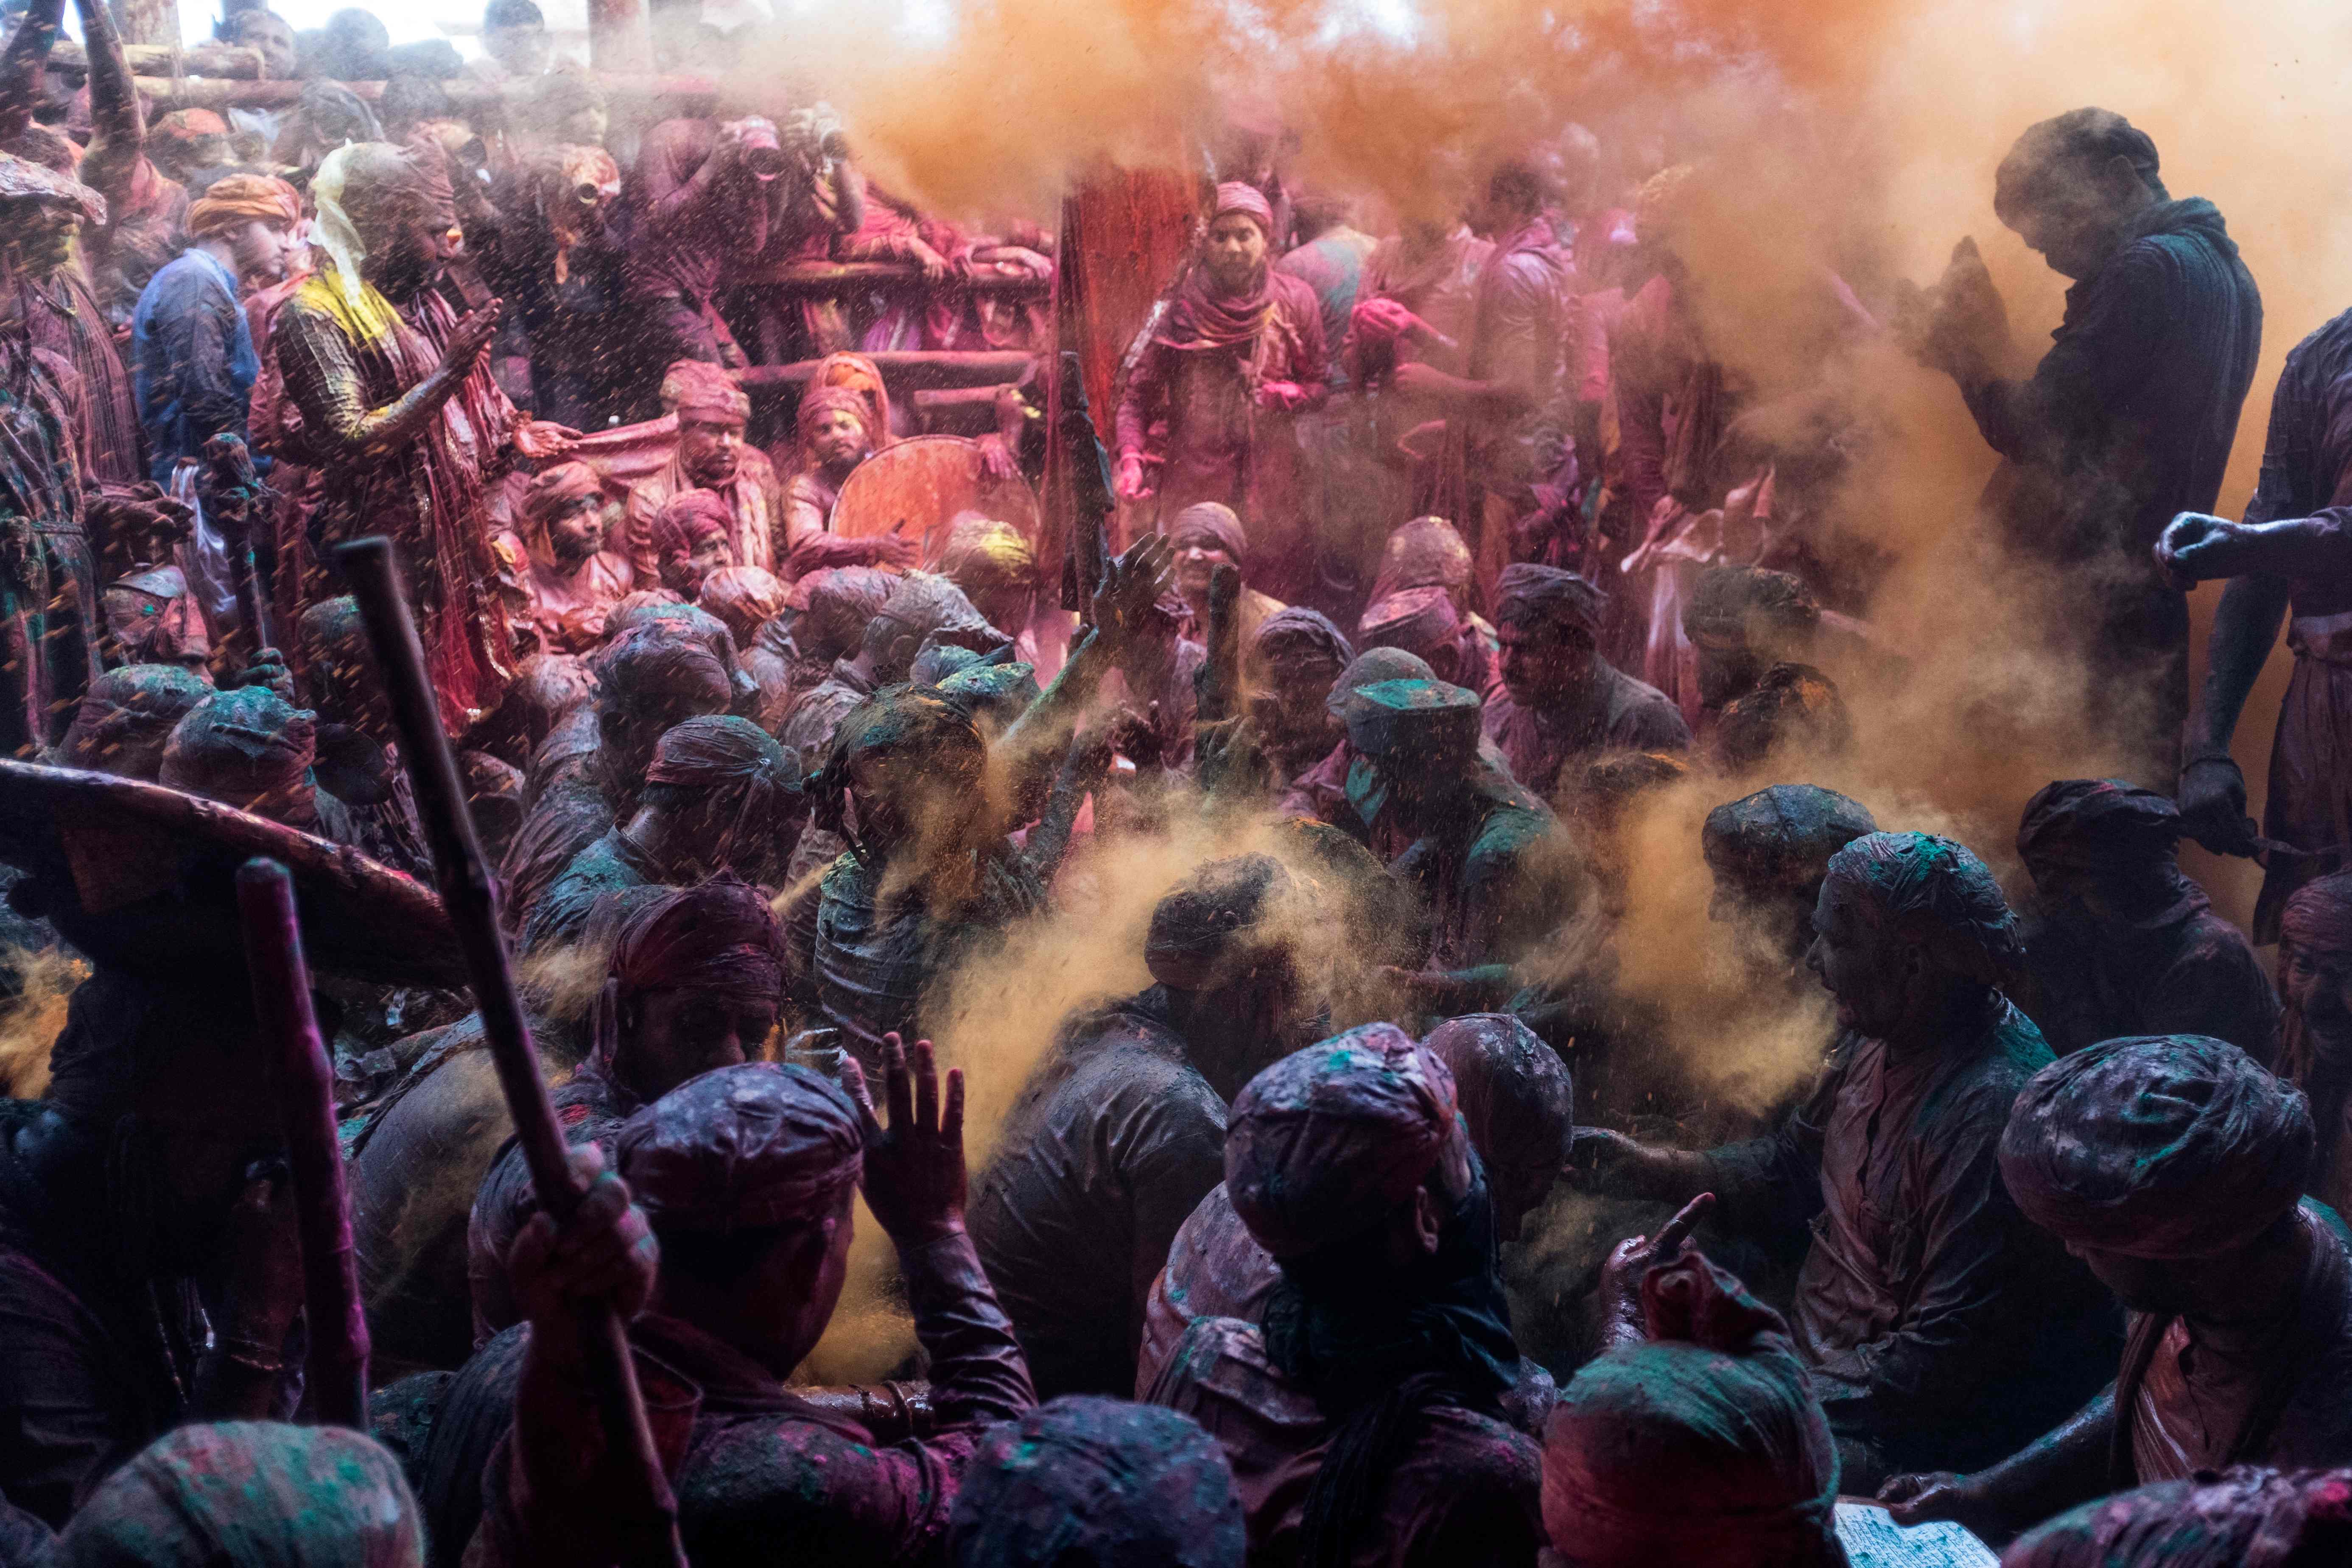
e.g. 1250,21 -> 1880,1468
235,857 -> 369,1428
335,537 -> 687,1568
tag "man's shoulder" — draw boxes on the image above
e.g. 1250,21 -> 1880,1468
1602,663 -> 1693,743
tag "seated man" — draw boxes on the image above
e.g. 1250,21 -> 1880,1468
1275,646 -> 1435,858
1162,501 -> 1284,649
1544,1244 -> 1844,1568
1679,565 -> 1825,727
157,685 -> 373,852
1884,1035 -> 2352,1538
51,663 -> 212,779
520,716 -> 805,956
1144,1025 -> 1544,1567
936,516 -> 1040,661
1135,1011 -> 1571,1406
1484,564 -> 1689,799
971,855 -> 1315,1400
646,488 -> 736,601
2278,872 -> 2352,1217
2016,777 -> 2278,1062
1574,831 -> 2117,1488
475,1043 -> 1035,1565
946,1396 -> 1245,1568
497,620 -> 735,931
0,968 -> 303,1527
779,388 -> 919,580
502,460 -> 636,657
777,570 -> 1009,884
624,360 -> 783,577
1233,607 -> 1354,792
1347,676 -> 1560,992
470,877 -> 788,1339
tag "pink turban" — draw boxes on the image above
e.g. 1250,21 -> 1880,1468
1212,180 -> 1275,238
698,565 -> 789,646
649,489 -> 736,597
660,359 -> 750,426
1356,587 -> 1460,663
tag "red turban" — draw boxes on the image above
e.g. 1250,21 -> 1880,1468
608,875 -> 785,997
616,1061 -> 863,1231
2000,1034 -> 2314,1259
1223,1023 -> 1464,1258
649,489 -> 736,597
697,565 -> 788,646
592,620 -> 733,719
660,359 -> 750,426
517,460 -> 604,565
1543,1250 -> 1842,1568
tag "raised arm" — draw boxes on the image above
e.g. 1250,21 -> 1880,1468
0,0 -> 63,143
271,295 -> 502,463
71,0 -> 140,163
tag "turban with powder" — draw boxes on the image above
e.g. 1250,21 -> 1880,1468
1326,647 -> 1434,720
1225,1023 -> 1463,1258
698,565 -> 789,647
660,358 -> 749,425
159,686 -> 318,814
805,352 -> 896,450
1144,853 -> 1292,992
1368,516 -> 1472,607
593,620 -> 734,718
2001,1465 -> 2352,1568
2282,871 -> 2352,958
1826,831 -> 2021,987
648,489 -> 736,597
1168,502 -> 1249,566
1680,566 -> 1820,649
937,515 -> 1037,592
2000,1034 -> 2313,1259
0,148 -> 106,226
1495,564 -> 1605,638
607,875 -> 786,1001
800,566 -> 897,658
1342,677 -> 1481,768
1253,606 -> 1352,670
947,1396 -> 1247,1568
1542,1250 -> 1842,1568
616,1062 -> 863,1232
1211,180 -> 1275,237
57,664 -> 214,781
1421,1013 -> 1572,1192
51,1420 -> 423,1568
2017,778 -> 2183,873
185,173 -> 302,238
643,715 -> 804,871
1356,587 -> 1460,663
1703,785 -> 1877,897
1716,663 -> 1850,772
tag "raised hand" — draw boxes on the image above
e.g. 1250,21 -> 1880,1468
1113,454 -> 1154,501
841,1033 -> 966,1244
439,300 -> 503,376
1089,532 -> 1176,656
512,419 -> 582,463
1594,1191 -> 1715,1348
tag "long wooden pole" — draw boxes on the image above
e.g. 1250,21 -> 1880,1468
336,537 -> 687,1568
235,857 -> 369,1428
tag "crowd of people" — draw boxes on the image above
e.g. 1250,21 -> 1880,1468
2,0 -> 2352,1561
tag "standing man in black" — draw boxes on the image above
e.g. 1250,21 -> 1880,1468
1899,108 -> 2261,778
